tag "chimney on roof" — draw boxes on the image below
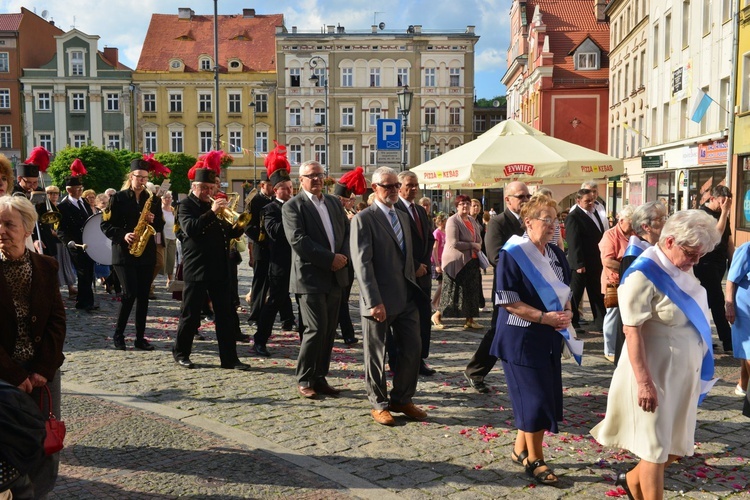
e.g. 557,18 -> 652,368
594,0 -> 606,21
292,26 -> 297,33
413,25 -> 422,34
372,25 -> 378,33
243,8 -> 256,18
466,25 -> 475,34
103,47 -> 119,67
178,8 -> 194,20
327,25 -> 335,34
337,25 -> 345,33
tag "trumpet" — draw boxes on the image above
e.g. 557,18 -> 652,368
37,175 -> 61,226
210,192 -> 251,230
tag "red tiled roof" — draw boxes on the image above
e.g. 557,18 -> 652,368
527,0 -> 610,81
137,13 -> 283,72
0,13 -> 23,32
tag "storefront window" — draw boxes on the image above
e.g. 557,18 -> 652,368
645,172 -> 675,213
740,157 -> 750,231
688,167 -> 726,210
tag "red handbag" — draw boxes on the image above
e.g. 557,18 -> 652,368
39,384 -> 65,455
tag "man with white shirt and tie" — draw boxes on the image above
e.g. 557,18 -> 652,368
56,175 -> 97,311
565,188 -> 606,331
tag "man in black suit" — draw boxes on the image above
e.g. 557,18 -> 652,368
395,170 -> 436,376
172,164 -> 249,370
282,160 -> 350,399
56,175 -> 96,311
252,168 -> 294,357
245,175 -> 274,322
463,181 -> 529,393
566,188 -> 606,331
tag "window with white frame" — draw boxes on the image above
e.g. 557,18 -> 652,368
314,144 -> 327,166
425,68 -> 436,87
70,50 -> 84,76
341,107 -> 354,127
72,134 -> 87,148
290,68 -> 301,87
449,106 -> 461,125
107,134 -> 121,150
143,93 -> 156,113
702,0 -> 711,35
71,92 -> 85,112
397,68 -> 409,87
368,144 -> 376,165
0,126 -> 10,148
425,107 -> 436,125
682,0 -> 691,48
449,68 -> 460,87
144,131 -> 157,153
199,57 -> 212,71
169,91 -> 183,113
106,93 -> 120,111
229,130 -> 242,154
313,67 -> 326,87
256,131 -> 268,153
0,53 -> 7,73
254,93 -> 268,113
369,107 -> 381,127
228,92 -> 241,113
199,130 -> 213,153
314,107 -> 326,126
170,130 -> 184,153
341,68 -> 353,87
341,144 -> 354,166
198,91 -> 212,113
0,89 -> 9,109
664,13 -> 672,60
37,92 -> 51,111
289,107 -> 301,126
38,134 -> 52,152
289,144 -> 302,165
576,53 -> 599,70
370,68 -> 380,87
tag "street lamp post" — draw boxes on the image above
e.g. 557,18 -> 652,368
420,125 -> 431,161
249,98 -> 257,186
397,85 -> 413,172
308,56 -> 328,177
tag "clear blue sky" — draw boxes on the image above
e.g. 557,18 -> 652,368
3,0 -> 509,99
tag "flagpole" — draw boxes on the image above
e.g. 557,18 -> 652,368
726,0 -> 740,189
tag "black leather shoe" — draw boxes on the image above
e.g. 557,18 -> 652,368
343,337 -> 358,345
464,372 -> 489,393
252,344 -> 271,357
134,339 -> 155,351
175,358 -> 195,369
113,339 -> 126,351
221,361 -> 251,371
234,334 -> 250,343
194,332 -> 206,341
281,321 -> 298,332
419,361 -> 437,376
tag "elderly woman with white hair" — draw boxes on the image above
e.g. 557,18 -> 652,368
598,204 -> 636,361
0,195 -> 66,498
592,209 -> 720,499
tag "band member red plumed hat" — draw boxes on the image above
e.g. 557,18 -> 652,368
19,146 -> 51,178
333,166 -> 366,197
265,141 -> 291,187
66,158 -> 88,187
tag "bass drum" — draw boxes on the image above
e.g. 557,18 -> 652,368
81,213 -> 113,265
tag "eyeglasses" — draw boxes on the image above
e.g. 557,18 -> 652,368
300,173 -> 326,180
375,182 -> 402,190
679,246 -> 706,260
533,217 -> 560,226
509,194 -> 531,200
132,174 -> 149,180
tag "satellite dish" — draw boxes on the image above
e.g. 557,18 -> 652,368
40,10 -> 48,19
407,25 -> 414,33
492,100 -> 500,107
378,22 -> 386,30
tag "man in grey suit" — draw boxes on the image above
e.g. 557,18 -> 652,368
283,160 -> 350,399
351,166 -> 427,426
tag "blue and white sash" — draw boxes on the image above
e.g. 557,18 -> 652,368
623,235 -> 650,259
503,235 -> 584,365
621,245 -> 717,404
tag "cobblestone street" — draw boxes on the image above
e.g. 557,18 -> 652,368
53,266 -> 750,498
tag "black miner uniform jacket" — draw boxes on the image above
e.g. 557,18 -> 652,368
101,189 -> 164,267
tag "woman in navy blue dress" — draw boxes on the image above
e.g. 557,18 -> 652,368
490,195 -> 573,486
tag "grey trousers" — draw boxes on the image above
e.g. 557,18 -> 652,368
363,300 -> 421,410
296,288 -> 342,387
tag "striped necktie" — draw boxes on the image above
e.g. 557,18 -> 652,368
389,209 -> 406,255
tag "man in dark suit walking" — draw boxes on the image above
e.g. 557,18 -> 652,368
244,174 -> 273,322
56,175 -> 96,311
464,181 -> 529,393
395,170 -> 436,375
566,188 -> 606,331
352,166 -> 427,425
283,160 -> 350,399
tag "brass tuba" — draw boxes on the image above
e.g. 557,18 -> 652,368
210,192 -> 251,230
129,190 -> 156,257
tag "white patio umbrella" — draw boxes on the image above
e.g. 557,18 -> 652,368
411,119 -> 623,189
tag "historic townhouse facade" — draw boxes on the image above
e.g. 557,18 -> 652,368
732,1 -> 749,246
20,29 -> 132,154
0,8 -> 63,167
275,23 -> 479,177
134,8 -> 281,195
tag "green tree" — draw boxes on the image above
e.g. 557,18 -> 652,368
47,146 -> 127,193
154,153 -> 196,195
475,96 -> 507,108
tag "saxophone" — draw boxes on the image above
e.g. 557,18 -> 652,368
129,190 -> 156,257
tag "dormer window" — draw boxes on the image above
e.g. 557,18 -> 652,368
68,49 -> 85,76
572,38 -> 602,71
228,59 -> 242,72
199,57 -> 212,71
169,59 -> 184,72
576,53 -> 599,69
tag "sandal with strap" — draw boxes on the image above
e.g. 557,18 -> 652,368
510,448 -> 528,467
615,471 -> 635,500
525,458 -> 558,485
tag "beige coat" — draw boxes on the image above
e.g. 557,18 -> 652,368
442,213 -> 483,280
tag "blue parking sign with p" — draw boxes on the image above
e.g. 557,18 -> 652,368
377,119 -> 401,150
